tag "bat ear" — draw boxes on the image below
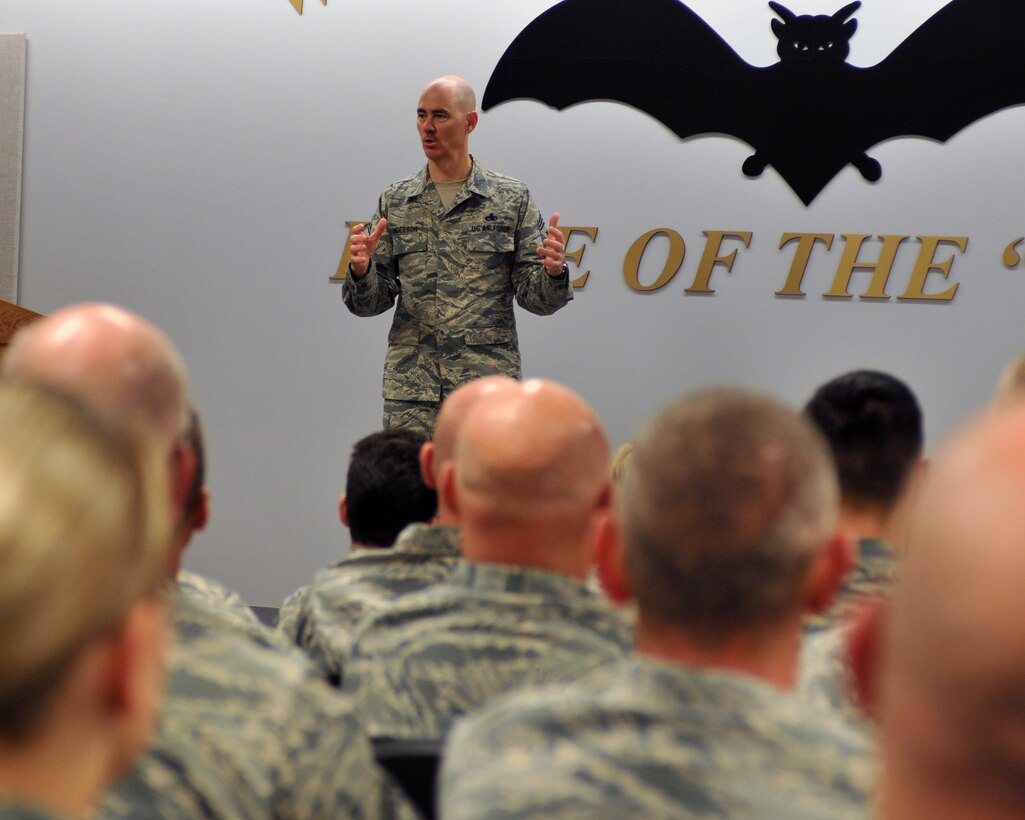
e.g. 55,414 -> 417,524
833,1 -> 861,22
843,18 -> 858,38
768,1 -> 795,23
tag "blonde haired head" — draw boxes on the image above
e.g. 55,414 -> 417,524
0,382 -> 171,740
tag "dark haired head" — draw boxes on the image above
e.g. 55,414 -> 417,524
804,370 -> 923,511
346,429 -> 437,548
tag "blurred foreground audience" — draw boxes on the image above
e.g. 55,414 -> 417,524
440,390 -> 874,818
864,398 -> 1025,819
5,304 -> 415,817
342,378 -> 632,740
0,383 -> 169,817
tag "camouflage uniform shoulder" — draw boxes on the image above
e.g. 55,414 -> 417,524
99,607 -> 418,819
341,563 -> 632,739
381,166 -> 430,201
0,803 -> 63,820
806,537 -> 900,633
467,161 -> 531,199
441,657 -> 875,819
177,568 -> 258,623
173,584 -> 298,657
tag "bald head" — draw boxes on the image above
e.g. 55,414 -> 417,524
882,400 -> 1025,815
433,376 -> 518,470
454,379 -> 608,530
4,304 -> 190,451
421,75 -> 476,114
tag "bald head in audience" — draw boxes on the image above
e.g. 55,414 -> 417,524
420,374 -> 518,526
876,400 -> 1025,819
4,303 -> 196,574
443,378 -> 609,578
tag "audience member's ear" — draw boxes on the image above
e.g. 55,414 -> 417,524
190,488 -> 209,532
439,461 -> 460,520
591,510 -> 632,604
419,442 -> 437,489
804,530 -> 854,615
338,493 -> 349,528
170,442 -> 198,523
847,598 -> 888,722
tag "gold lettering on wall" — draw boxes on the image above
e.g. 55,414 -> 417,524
897,236 -> 966,301
624,228 -> 686,292
1004,237 -> 1024,268
331,220 -> 368,281
776,233 -> 834,296
289,0 -> 327,14
562,226 -> 598,288
686,231 -> 753,293
824,234 -> 909,299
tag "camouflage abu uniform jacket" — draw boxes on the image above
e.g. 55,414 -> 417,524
441,656 -> 876,819
278,524 -> 461,685
805,537 -> 899,633
342,160 -> 572,403
98,590 -> 416,819
341,561 -> 632,741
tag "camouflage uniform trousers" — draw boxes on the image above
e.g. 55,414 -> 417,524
383,398 -> 439,436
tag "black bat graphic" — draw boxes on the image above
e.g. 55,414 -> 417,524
483,0 -> 1025,205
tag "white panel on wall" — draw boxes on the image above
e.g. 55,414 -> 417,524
5,0 -> 1024,604
0,33 -> 26,303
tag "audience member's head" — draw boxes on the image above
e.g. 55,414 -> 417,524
444,378 -> 609,578
606,389 -> 846,681
4,303 -> 190,449
872,400 -> 1025,819
0,382 -> 170,815
343,428 -> 436,549
3,303 -> 197,575
804,369 -> 923,517
420,375 -> 518,526
995,353 -> 1025,404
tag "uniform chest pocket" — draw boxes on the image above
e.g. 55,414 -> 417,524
464,232 -> 515,256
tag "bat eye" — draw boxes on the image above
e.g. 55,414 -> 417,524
827,42 -> 834,48
793,41 -> 800,49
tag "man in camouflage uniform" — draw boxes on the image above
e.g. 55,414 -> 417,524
341,379 -> 631,740
798,370 -> 924,731
4,304 -> 414,816
440,390 -> 875,818
802,369 -> 924,632
278,427 -> 440,681
343,75 -> 572,435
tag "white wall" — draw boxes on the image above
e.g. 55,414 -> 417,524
6,0 -> 1024,604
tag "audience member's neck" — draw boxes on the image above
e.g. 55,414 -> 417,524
460,522 -> 589,581
0,723 -> 114,816
349,540 -> 379,553
434,501 -> 459,528
838,503 -> 899,549
634,614 -> 803,690
428,154 -> 473,183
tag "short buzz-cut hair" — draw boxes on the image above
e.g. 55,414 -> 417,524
620,390 -> 838,644
345,428 -> 437,548
803,369 -> 923,512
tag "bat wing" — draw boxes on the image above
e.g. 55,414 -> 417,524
860,0 -> 1025,146
483,0 -> 768,147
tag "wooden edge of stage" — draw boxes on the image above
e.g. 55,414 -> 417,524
0,300 -> 42,351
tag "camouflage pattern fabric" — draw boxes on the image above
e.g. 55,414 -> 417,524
278,524 -> 461,684
177,569 -> 296,656
382,398 -> 439,436
805,537 -> 899,632
98,590 -> 417,819
341,561 -> 632,740
799,623 -> 877,737
0,804 -> 62,819
441,656 -> 877,819
342,161 -> 572,409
